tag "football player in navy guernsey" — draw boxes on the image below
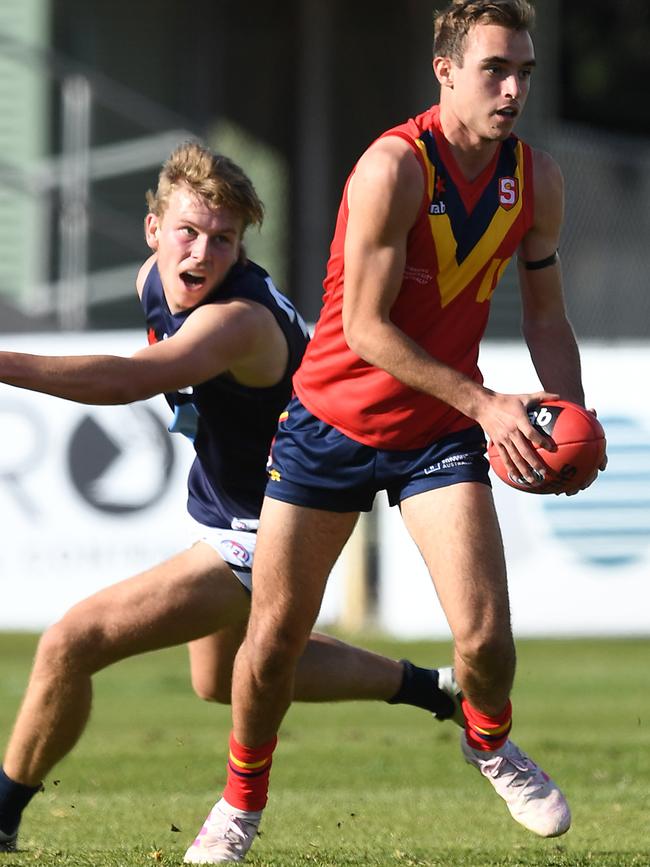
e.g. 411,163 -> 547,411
0,142 -> 462,853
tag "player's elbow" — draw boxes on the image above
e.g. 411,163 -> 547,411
113,382 -> 157,404
100,369 -> 161,404
77,373 -> 157,405
89,387 -> 147,406
343,313 -> 380,363
343,320 -> 363,357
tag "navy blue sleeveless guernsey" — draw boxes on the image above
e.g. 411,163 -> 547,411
141,259 -> 309,529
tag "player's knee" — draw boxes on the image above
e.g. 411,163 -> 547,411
191,671 -> 232,705
35,616 -> 102,675
456,629 -> 515,677
246,621 -> 305,686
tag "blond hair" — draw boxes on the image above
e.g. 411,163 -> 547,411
146,141 -> 264,232
434,0 -> 535,65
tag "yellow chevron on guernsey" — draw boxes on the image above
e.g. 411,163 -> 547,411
415,137 -> 526,308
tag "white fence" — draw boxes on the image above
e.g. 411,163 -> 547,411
1,333 -> 648,637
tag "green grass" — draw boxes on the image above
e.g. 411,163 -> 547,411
0,633 -> 649,866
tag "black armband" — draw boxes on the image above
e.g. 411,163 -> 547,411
519,250 -> 559,270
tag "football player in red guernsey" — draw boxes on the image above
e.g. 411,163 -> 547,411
195,1 -> 606,862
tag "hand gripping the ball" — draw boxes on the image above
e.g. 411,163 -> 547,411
488,399 -> 607,495
477,390 -> 560,489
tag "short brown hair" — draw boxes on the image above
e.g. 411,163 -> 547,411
434,0 -> 535,65
146,141 -> 264,231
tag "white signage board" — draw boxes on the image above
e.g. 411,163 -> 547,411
2,335 -> 647,637
378,342 -> 650,638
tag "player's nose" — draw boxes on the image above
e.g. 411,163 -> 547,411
503,74 -> 523,101
190,234 -> 210,262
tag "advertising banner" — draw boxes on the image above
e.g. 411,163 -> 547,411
378,343 -> 650,638
2,335 -> 647,637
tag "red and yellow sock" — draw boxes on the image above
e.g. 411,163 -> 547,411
462,698 -> 512,751
223,731 -> 277,812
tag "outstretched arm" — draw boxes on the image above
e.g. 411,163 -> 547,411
0,293 -> 282,405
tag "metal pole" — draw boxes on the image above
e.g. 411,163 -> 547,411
58,74 -> 91,330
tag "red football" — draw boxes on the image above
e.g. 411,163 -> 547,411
487,399 -> 606,495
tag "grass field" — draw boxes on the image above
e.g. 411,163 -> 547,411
0,632 -> 648,866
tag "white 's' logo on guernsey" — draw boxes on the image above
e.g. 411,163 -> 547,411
499,176 -> 519,210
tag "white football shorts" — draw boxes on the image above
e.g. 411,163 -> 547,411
186,515 -> 258,592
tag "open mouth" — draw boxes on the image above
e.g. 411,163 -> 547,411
180,271 -> 206,289
495,107 -> 518,119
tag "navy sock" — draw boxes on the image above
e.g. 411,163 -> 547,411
0,768 -> 41,835
387,660 -> 456,718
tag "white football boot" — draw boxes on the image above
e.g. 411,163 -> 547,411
461,735 -> 571,837
184,798 -> 262,863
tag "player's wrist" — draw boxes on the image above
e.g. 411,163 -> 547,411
457,383 -> 495,424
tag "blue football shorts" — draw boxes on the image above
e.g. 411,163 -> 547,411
266,395 -> 491,513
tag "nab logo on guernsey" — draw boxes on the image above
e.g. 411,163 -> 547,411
429,200 -> 447,215
68,405 -> 174,514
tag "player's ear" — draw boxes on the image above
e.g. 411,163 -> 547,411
144,213 -> 160,251
434,56 -> 453,88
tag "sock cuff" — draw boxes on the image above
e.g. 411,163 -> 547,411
225,732 -> 277,812
228,732 -> 278,767
0,768 -> 42,797
462,699 -> 512,750
462,698 -> 512,732
386,659 -> 411,705
0,767 -> 42,835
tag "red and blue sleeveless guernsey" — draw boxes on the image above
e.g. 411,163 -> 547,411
293,104 -> 535,450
